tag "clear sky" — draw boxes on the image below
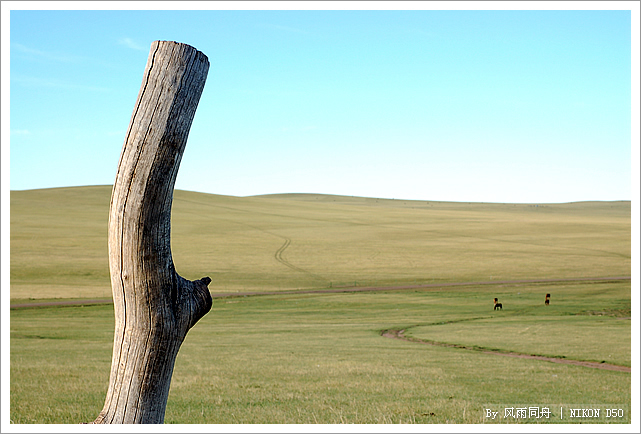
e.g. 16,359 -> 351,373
3,2 -> 639,203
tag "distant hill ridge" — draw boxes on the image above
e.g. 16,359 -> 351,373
11,184 -> 631,206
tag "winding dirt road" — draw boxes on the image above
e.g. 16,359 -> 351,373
381,328 -> 631,373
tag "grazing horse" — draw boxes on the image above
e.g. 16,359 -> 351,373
493,298 -> 502,310
545,293 -> 550,306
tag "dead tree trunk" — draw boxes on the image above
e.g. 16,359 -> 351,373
94,41 -> 211,424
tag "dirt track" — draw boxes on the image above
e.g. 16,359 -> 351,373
9,275 -> 630,308
381,328 -> 631,373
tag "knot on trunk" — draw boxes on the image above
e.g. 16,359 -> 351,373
176,275 -> 213,331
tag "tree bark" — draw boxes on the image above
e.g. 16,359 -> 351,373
94,41 -> 211,424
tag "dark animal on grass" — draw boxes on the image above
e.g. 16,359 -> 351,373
493,298 -> 502,311
545,293 -> 550,306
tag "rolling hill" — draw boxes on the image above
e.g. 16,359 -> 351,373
10,186 -> 631,300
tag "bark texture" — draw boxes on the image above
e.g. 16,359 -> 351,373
94,41 -> 211,424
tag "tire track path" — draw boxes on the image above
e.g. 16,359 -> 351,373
273,237 -> 326,282
381,328 -> 631,372
273,238 -> 298,272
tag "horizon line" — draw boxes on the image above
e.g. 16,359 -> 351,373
8,184 -> 633,205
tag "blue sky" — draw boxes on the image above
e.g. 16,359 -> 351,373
3,2 -> 639,203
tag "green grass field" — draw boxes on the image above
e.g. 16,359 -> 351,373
10,281 -> 631,424
9,186 -> 632,424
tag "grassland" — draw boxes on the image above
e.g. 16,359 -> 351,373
10,186 -> 631,299
8,186 -> 632,424
10,281 -> 631,424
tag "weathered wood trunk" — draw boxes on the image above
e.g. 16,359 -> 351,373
94,41 -> 211,424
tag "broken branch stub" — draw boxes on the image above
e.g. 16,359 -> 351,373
94,41 -> 211,424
